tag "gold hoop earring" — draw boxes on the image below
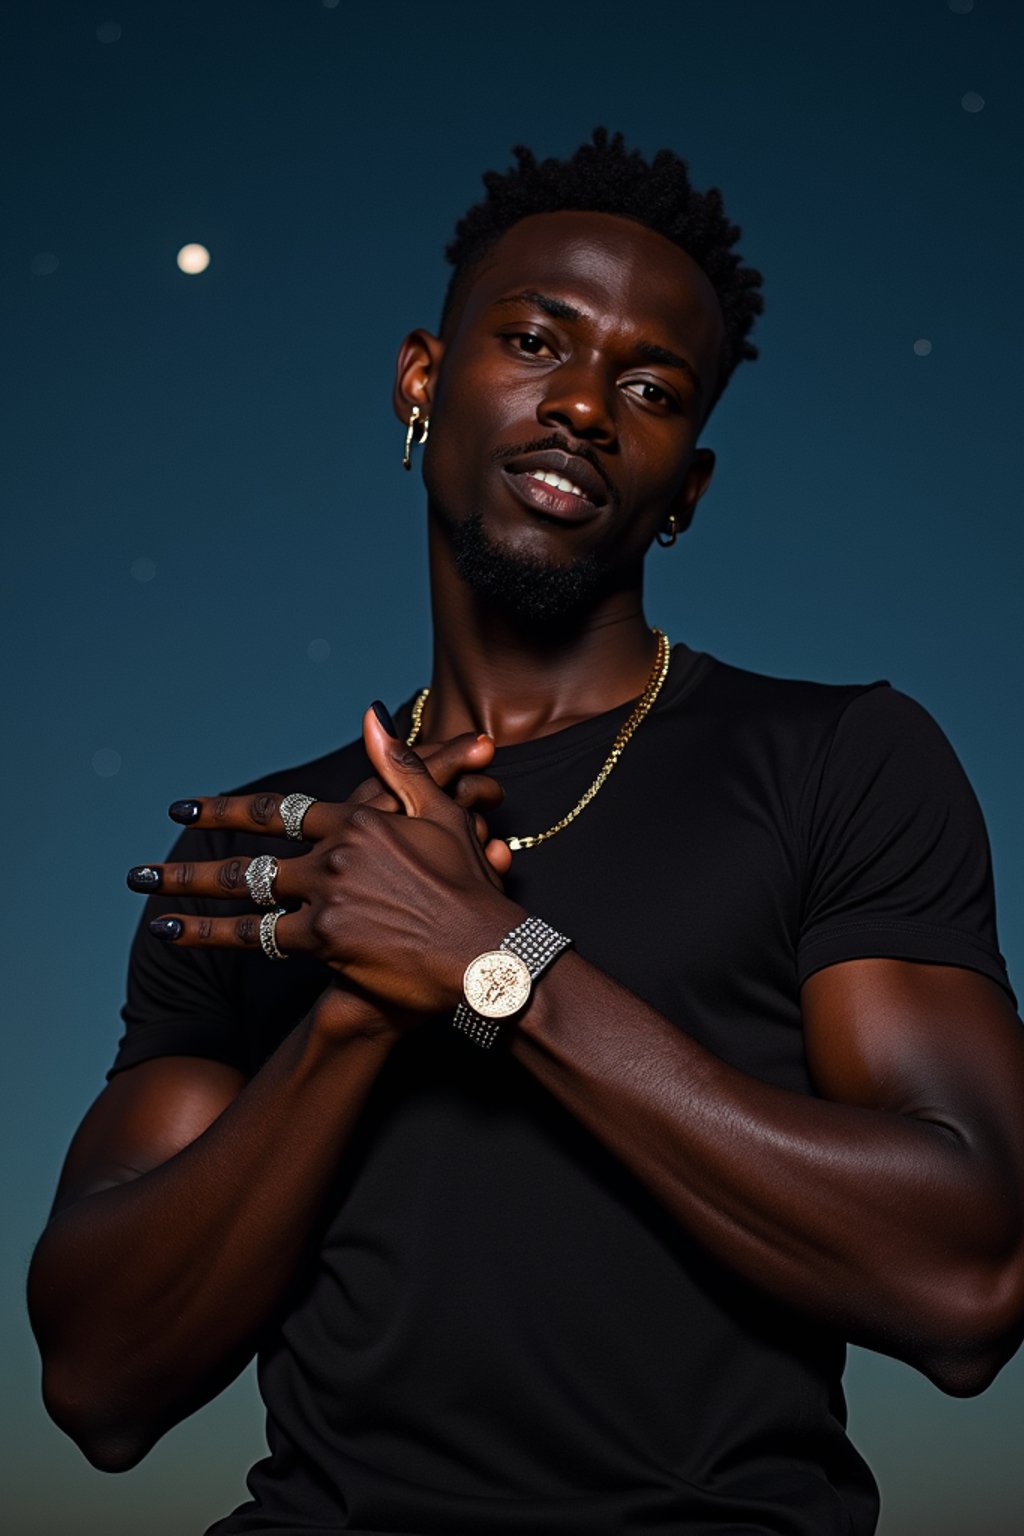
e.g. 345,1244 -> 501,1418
655,515 -> 678,547
402,405 -> 430,471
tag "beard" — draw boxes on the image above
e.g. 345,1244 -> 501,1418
433,503 -> 614,627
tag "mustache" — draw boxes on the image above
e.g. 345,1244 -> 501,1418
492,433 -> 619,508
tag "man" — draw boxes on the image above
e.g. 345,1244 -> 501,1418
30,130 -> 1024,1535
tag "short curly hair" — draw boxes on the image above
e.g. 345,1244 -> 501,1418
442,128 -> 764,419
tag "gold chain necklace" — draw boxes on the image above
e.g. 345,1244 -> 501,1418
405,629 -> 671,851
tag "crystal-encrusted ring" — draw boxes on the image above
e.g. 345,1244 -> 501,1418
245,853 -> 279,908
259,907 -> 289,962
279,793 -> 317,841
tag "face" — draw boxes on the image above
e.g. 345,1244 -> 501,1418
394,210 -> 724,620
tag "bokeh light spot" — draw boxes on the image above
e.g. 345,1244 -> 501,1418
30,252 -> 59,277
913,339 -> 933,357
92,748 -> 122,778
961,91 -> 985,113
307,639 -> 331,662
947,0 -> 974,13
96,21 -> 122,43
131,557 -> 156,582
177,243 -> 211,275
322,0 -> 340,8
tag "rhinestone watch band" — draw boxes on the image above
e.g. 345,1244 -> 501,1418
453,916 -> 572,1049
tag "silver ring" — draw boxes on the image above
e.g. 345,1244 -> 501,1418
245,853 -> 279,908
280,792 -> 317,841
259,906 -> 289,962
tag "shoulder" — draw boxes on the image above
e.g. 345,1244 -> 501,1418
685,656 -> 978,818
688,651 -> 893,755
696,652 -> 885,718
691,652 -> 968,752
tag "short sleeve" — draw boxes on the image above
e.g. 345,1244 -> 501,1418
107,822 -> 249,1079
796,686 -> 1016,1006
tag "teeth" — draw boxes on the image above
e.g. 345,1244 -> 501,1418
526,469 -> 585,498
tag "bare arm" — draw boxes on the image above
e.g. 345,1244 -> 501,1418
29,728 -> 506,1470
508,953 -> 1024,1395
29,989 -> 399,1472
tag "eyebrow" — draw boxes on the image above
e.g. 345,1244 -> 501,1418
492,289 -> 703,395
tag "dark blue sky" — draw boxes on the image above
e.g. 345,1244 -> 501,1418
4,4 -> 1022,1532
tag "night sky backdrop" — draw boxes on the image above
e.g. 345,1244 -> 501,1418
4,3 -> 1022,1532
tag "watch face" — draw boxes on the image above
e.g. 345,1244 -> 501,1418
463,950 -> 532,1019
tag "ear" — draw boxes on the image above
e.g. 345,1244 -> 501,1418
668,446 -> 716,536
393,328 -> 445,425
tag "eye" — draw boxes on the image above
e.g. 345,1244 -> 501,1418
622,379 -> 677,410
504,330 -> 557,359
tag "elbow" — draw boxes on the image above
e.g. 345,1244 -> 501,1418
915,1256 -> 1024,1398
921,1347 -> 1007,1399
41,1364 -> 153,1473
29,1241 -> 162,1471
80,1436 -> 150,1476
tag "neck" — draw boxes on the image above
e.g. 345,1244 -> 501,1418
419,521 -> 664,747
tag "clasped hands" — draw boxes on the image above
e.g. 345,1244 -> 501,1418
127,706 -> 524,1021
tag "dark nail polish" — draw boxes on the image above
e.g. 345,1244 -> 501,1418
149,917 -> 183,940
127,866 -> 161,891
168,800 -> 201,824
371,700 -> 397,736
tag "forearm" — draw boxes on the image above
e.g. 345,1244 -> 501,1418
511,953 -> 1018,1386
29,999 -> 397,1468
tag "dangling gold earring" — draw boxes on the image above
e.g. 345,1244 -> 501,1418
656,514 -> 678,547
402,405 -> 430,471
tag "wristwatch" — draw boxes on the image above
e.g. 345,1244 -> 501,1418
453,916 -> 572,1048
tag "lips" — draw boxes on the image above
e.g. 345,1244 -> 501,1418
502,449 -> 609,507
501,466 -> 601,525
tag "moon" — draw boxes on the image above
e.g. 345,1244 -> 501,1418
176,243 -> 211,275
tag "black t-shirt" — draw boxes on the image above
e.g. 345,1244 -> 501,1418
111,645 -> 1015,1536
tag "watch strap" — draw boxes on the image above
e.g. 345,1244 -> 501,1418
451,1001 -> 505,1050
501,916 -> 573,978
453,916 -> 572,1048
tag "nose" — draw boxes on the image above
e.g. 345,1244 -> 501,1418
536,361 -> 616,446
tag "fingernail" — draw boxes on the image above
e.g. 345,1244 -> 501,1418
371,700 -> 397,736
149,917 -> 183,940
168,800 -> 201,824
127,866 -> 161,891
476,733 -> 493,744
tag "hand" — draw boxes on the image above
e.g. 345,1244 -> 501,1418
304,707 -> 522,1011
341,727 -> 513,875
130,716 -> 520,1015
